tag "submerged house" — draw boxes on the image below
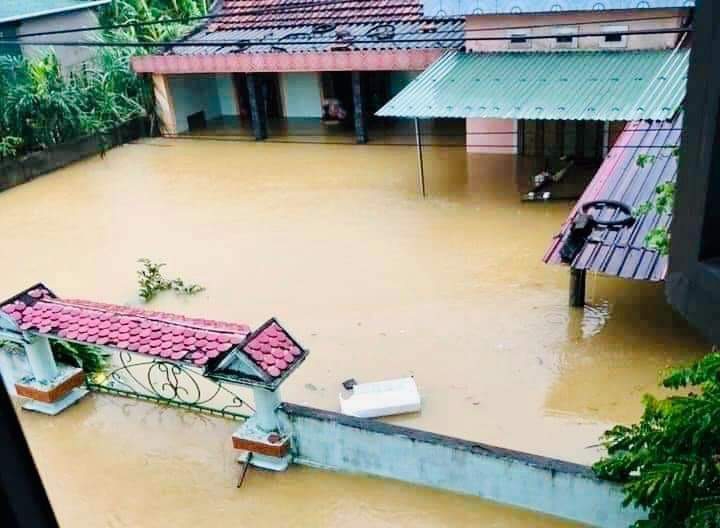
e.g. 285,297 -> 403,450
131,0 -> 464,139
378,0 -> 693,193
0,0 -> 110,70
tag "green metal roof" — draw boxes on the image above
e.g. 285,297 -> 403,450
0,0 -> 109,24
377,49 -> 689,121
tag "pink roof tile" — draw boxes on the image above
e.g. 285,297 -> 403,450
1,285 -> 309,386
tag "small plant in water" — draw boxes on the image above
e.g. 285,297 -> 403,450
137,258 -> 204,302
0,339 -> 109,375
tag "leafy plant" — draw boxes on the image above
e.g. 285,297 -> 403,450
634,149 -> 679,256
137,258 -> 204,302
594,348 -> 720,527
50,339 -> 110,375
0,338 -> 109,375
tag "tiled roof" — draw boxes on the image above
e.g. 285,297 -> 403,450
543,114 -> 682,281
0,0 -> 109,24
171,18 -> 463,54
207,317 -> 308,386
214,0 -> 423,31
0,285 -> 308,385
377,49 -> 689,121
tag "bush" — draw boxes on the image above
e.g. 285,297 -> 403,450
594,350 -> 720,527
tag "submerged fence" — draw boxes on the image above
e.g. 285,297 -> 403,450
0,117 -> 151,192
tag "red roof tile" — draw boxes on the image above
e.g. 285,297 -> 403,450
215,0 -> 423,31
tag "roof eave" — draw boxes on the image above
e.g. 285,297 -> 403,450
0,0 -> 111,25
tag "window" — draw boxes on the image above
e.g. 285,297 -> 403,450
554,27 -> 578,49
507,30 -> 531,50
600,25 -> 628,48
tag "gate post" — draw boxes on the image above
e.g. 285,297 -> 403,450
231,386 -> 291,471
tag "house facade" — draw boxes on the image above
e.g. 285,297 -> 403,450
132,0 -> 464,140
0,0 -> 110,70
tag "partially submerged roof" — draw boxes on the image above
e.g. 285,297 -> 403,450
0,284 -> 308,388
543,114 -> 682,282
422,0 -> 694,17
133,0 -> 463,73
377,49 -> 689,121
0,0 -> 109,24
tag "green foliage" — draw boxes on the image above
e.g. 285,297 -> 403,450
100,0 -> 207,43
634,150 -> 679,256
594,349 -> 720,528
50,340 -> 110,375
137,258 -> 204,302
0,339 -> 109,375
0,0 -> 207,160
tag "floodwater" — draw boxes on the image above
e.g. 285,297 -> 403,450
18,396 -> 579,528
1,136 -> 708,526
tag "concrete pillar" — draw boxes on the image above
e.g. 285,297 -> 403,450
352,72 -> 368,144
253,386 -> 281,432
246,74 -> 268,141
23,334 -> 58,383
569,268 -> 587,308
151,74 -> 177,135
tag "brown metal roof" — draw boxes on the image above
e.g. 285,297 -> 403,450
543,113 -> 682,282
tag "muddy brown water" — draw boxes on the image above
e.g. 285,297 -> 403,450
2,138 -> 707,526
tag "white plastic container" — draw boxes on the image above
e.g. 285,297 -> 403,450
339,377 -> 421,418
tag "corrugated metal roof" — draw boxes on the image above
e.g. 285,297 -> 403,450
543,114 -> 682,282
0,0 -> 108,24
217,0 -> 424,30
422,0 -> 695,17
376,49 -> 689,121
170,18 -> 463,55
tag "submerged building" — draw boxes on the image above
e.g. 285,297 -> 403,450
131,0 -> 464,140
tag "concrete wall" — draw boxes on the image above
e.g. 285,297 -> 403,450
215,74 -> 239,116
168,75 -> 222,133
467,118 -> 517,154
279,72 -> 322,118
17,9 -> 103,72
279,404 -> 644,528
465,9 -> 687,52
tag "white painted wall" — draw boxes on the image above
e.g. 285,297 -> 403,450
18,9 -> 103,72
279,72 -> 322,118
168,75 -> 222,133
215,74 -> 239,116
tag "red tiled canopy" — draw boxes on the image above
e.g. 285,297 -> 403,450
215,0 -> 423,31
0,285 -> 307,383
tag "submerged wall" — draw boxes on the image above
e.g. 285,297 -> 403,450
279,404 -> 644,528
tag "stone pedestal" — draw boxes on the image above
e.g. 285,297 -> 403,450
231,386 -> 291,471
15,334 -> 88,415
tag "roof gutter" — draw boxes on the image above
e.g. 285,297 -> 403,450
0,0 -> 111,26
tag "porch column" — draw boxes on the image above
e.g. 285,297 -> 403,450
246,74 -> 268,141
352,72 -> 368,144
23,334 -> 58,383
569,268 -> 587,307
151,74 -> 177,135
